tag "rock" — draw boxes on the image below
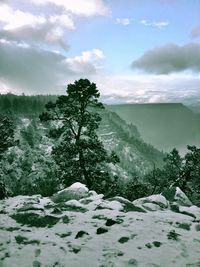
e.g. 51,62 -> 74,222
70,245 -> 81,254
96,227 -> 109,235
109,196 -> 146,213
52,182 -> 89,203
17,204 -> 44,213
108,196 -> 131,205
145,243 -> 152,248
179,206 -> 200,220
123,202 -> 146,213
4,195 -> 41,214
162,187 -> 192,207
64,199 -> 88,212
105,218 -> 119,226
96,200 -> 123,211
142,203 -> 163,211
88,190 -> 99,197
80,193 -> 104,205
152,241 -> 162,247
75,231 -> 89,239
11,212 -> 60,228
174,187 -> 192,207
118,236 -> 129,243
133,194 -> 168,209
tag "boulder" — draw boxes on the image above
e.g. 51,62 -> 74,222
162,187 -> 192,207
96,200 -> 123,211
52,182 -> 89,203
109,196 -> 146,213
64,199 -> 88,212
174,187 -> 192,207
133,194 -> 168,210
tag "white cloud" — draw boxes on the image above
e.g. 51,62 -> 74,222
49,14 -> 75,30
64,49 -> 105,74
94,73 -> 200,104
0,4 -> 74,49
116,18 -> 130,26
0,1 -> 107,50
141,20 -> 169,29
0,4 -> 46,30
28,0 -> 108,17
1,24 -> 69,50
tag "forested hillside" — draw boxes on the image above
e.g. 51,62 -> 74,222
1,92 -> 200,205
0,94 -> 57,116
108,103 -> 200,153
0,93 -> 165,200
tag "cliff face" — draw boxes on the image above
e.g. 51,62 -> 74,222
108,103 -> 200,153
99,110 -> 164,178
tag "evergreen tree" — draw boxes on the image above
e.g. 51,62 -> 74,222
162,148 -> 183,187
0,115 -> 14,159
0,115 -> 14,199
182,145 -> 200,204
40,79 -> 119,190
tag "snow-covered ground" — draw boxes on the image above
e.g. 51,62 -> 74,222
0,183 -> 200,267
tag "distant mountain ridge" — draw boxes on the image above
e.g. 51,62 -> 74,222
108,103 -> 200,153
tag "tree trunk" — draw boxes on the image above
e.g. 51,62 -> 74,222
79,150 -> 92,189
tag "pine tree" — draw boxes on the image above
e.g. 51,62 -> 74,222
40,79 -> 119,190
182,145 -> 200,204
163,148 -> 183,186
0,115 -> 14,199
0,115 -> 14,159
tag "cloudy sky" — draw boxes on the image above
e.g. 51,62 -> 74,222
0,0 -> 200,103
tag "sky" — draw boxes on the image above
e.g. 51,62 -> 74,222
0,0 -> 200,103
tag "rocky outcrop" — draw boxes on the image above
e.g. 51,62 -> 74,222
0,183 -> 200,267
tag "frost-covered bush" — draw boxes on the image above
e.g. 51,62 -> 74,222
0,146 -> 61,197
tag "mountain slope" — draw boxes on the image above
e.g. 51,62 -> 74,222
0,95 -> 165,183
99,110 -> 164,178
108,103 -> 200,153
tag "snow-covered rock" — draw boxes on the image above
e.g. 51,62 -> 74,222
69,182 -> 89,192
3,195 -> 42,214
179,205 -> 200,220
162,186 -> 192,207
52,182 -> 89,203
109,196 -> 146,213
96,200 -> 124,211
174,187 -> 193,206
1,186 -> 200,267
133,194 -> 168,210
64,199 -> 88,212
